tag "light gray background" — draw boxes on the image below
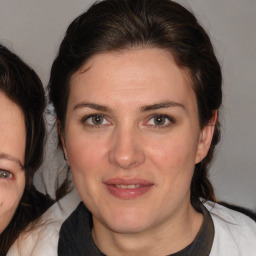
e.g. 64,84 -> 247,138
0,0 -> 255,210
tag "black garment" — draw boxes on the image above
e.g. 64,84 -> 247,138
58,202 -> 104,256
58,202 -> 214,256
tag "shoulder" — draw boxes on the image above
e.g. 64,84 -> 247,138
7,189 -> 81,256
204,201 -> 256,256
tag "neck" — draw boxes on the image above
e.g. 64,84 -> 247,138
92,202 -> 203,256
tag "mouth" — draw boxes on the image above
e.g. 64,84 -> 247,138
103,178 -> 153,199
115,184 -> 141,189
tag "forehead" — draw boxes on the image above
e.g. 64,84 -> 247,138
69,48 -> 196,110
0,93 -> 26,166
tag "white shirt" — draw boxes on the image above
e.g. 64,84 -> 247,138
206,201 -> 256,256
7,189 -> 81,256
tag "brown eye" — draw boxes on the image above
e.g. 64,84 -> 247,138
0,169 -> 13,179
91,115 -> 104,125
83,114 -> 111,127
153,115 -> 166,125
146,114 -> 174,128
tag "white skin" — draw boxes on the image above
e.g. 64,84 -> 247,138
61,48 -> 216,255
0,93 -> 26,234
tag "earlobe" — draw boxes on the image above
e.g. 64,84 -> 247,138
195,110 -> 217,164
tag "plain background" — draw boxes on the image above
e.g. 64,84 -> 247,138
0,0 -> 255,210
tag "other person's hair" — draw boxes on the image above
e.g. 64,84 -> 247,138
0,44 -> 53,255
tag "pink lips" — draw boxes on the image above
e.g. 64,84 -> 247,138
103,178 -> 154,199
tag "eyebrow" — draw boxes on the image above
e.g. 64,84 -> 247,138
0,153 -> 24,169
73,103 -> 110,112
141,101 -> 185,112
73,101 -> 185,113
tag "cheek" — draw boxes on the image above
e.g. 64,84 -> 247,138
147,134 -> 198,193
66,134 -> 106,176
0,182 -> 24,215
65,135 -> 107,207
149,135 -> 197,169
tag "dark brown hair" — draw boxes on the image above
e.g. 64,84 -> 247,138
0,44 -> 53,255
48,0 -> 222,207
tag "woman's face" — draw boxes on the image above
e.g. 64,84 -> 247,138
0,93 -> 26,234
62,48 -> 214,235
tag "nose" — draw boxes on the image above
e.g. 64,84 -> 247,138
108,126 -> 145,169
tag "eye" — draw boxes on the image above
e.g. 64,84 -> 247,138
146,114 -> 174,127
0,169 -> 13,179
83,114 -> 111,127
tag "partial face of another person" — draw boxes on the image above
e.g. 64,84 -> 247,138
62,48 -> 214,235
0,93 -> 26,234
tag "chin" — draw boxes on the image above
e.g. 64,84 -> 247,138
109,221 -> 149,234
104,209 -> 154,234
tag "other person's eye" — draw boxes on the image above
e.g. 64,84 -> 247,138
146,114 -> 175,128
82,114 -> 111,127
0,169 -> 13,179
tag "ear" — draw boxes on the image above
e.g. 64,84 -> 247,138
195,110 -> 217,164
57,119 -> 68,161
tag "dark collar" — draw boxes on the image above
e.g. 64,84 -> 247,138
168,203 -> 214,256
58,202 -> 214,256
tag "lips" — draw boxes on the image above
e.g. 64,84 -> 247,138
103,178 -> 153,199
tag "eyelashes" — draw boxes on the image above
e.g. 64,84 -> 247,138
81,113 -> 176,129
